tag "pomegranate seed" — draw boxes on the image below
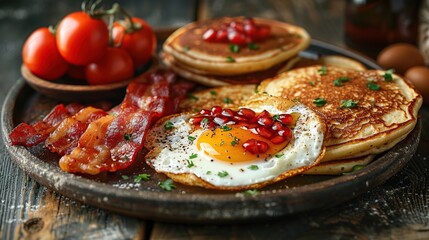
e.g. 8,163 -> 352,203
228,31 -> 247,45
270,135 -> 286,144
199,109 -> 211,115
233,115 -> 247,122
221,109 -> 234,117
213,117 -> 228,126
189,116 -> 205,125
271,122 -> 286,131
230,21 -> 244,33
243,139 -> 259,154
244,23 -> 258,38
278,127 -> 292,139
216,29 -> 228,42
257,116 -> 274,127
256,126 -> 274,139
202,28 -> 217,42
257,141 -> 269,154
276,114 -> 293,125
237,108 -> 255,119
243,17 -> 256,26
257,25 -> 271,39
249,127 -> 258,135
211,106 -> 222,116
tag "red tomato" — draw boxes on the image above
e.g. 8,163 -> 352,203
85,48 -> 134,85
113,17 -> 156,69
22,27 -> 69,80
67,65 -> 86,80
56,12 -> 109,65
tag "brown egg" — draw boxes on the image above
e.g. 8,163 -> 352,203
405,66 -> 429,104
377,43 -> 425,75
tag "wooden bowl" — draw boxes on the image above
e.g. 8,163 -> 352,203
21,59 -> 156,102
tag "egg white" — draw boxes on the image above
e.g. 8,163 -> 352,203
144,102 -> 325,188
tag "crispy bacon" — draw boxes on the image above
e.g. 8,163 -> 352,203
58,70 -> 194,175
9,103 -> 84,146
45,107 -> 108,155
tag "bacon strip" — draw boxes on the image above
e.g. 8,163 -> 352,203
58,70 -> 194,175
9,103 -> 84,146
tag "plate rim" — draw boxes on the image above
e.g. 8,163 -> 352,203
1,40 -> 421,223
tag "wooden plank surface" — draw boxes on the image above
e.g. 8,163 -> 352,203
2,0 -> 429,239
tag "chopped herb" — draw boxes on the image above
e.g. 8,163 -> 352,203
226,56 -> 235,62
159,179 -> 175,191
223,97 -> 233,104
383,69 -> 394,81
248,43 -> 259,50
272,114 -> 280,121
221,125 -> 232,131
313,98 -> 327,107
244,189 -> 259,196
183,46 -> 190,51
189,153 -> 198,159
134,173 -> 150,182
187,159 -> 195,168
188,135 -> 196,141
318,66 -> 327,75
201,118 -> 209,124
124,156 -> 130,161
121,175 -> 129,180
367,82 -> 380,91
187,93 -> 199,100
194,108 -> 200,112
210,90 -> 217,96
206,171 -> 212,175
248,165 -> 259,170
218,171 -> 229,178
275,153 -> 285,158
254,85 -> 260,93
220,140 -> 225,146
333,76 -> 350,86
164,121 -> 174,130
340,99 -> 358,108
123,133 -> 132,141
231,137 -> 239,146
229,44 -> 240,53
309,81 -> 316,86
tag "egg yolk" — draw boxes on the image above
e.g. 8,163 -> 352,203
196,126 -> 289,163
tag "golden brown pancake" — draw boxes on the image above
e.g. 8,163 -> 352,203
259,65 -> 422,161
163,17 -> 310,76
304,155 -> 375,175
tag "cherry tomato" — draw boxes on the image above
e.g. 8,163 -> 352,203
113,17 -> 156,69
22,27 -> 69,80
56,12 -> 109,65
85,48 -> 134,85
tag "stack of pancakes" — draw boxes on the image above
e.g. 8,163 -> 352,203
161,17 -> 310,86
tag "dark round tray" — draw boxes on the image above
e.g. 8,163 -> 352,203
1,40 -> 420,223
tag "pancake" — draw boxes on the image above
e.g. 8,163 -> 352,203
304,155 -> 375,175
292,55 -> 367,71
162,51 -> 300,86
163,17 -> 310,76
259,65 -> 422,161
179,84 -> 257,113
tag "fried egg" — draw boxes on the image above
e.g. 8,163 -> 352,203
144,95 -> 326,190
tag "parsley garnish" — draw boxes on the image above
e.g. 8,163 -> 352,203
123,133 -> 132,141
367,82 -> 380,91
218,171 -> 229,177
244,189 -> 259,196
188,135 -> 196,141
333,76 -> 350,86
340,99 -> 358,108
248,43 -> 259,50
221,125 -> 232,131
220,140 -> 225,146
309,81 -> 316,86
134,173 -> 150,183
187,93 -> 199,100
229,44 -> 240,53
164,121 -> 174,130
226,56 -> 235,62
187,159 -> 195,168
210,90 -> 217,96
383,69 -> 394,81
159,179 -> 175,191
275,153 -> 284,158
223,97 -> 233,104
183,46 -> 190,51
248,165 -> 259,170
189,153 -> 198,159
206,171 -> 212,175
254,85 -> 260,93
201,118 -> 209,124
318,66 -> 327,75
231,137 -> 239,146
121,175 -> 129,180
313,98 -> 327,107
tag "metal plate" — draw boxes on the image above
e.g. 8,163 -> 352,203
1,40 -> 420,223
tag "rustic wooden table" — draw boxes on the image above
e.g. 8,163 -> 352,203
1,0 -> 429,239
